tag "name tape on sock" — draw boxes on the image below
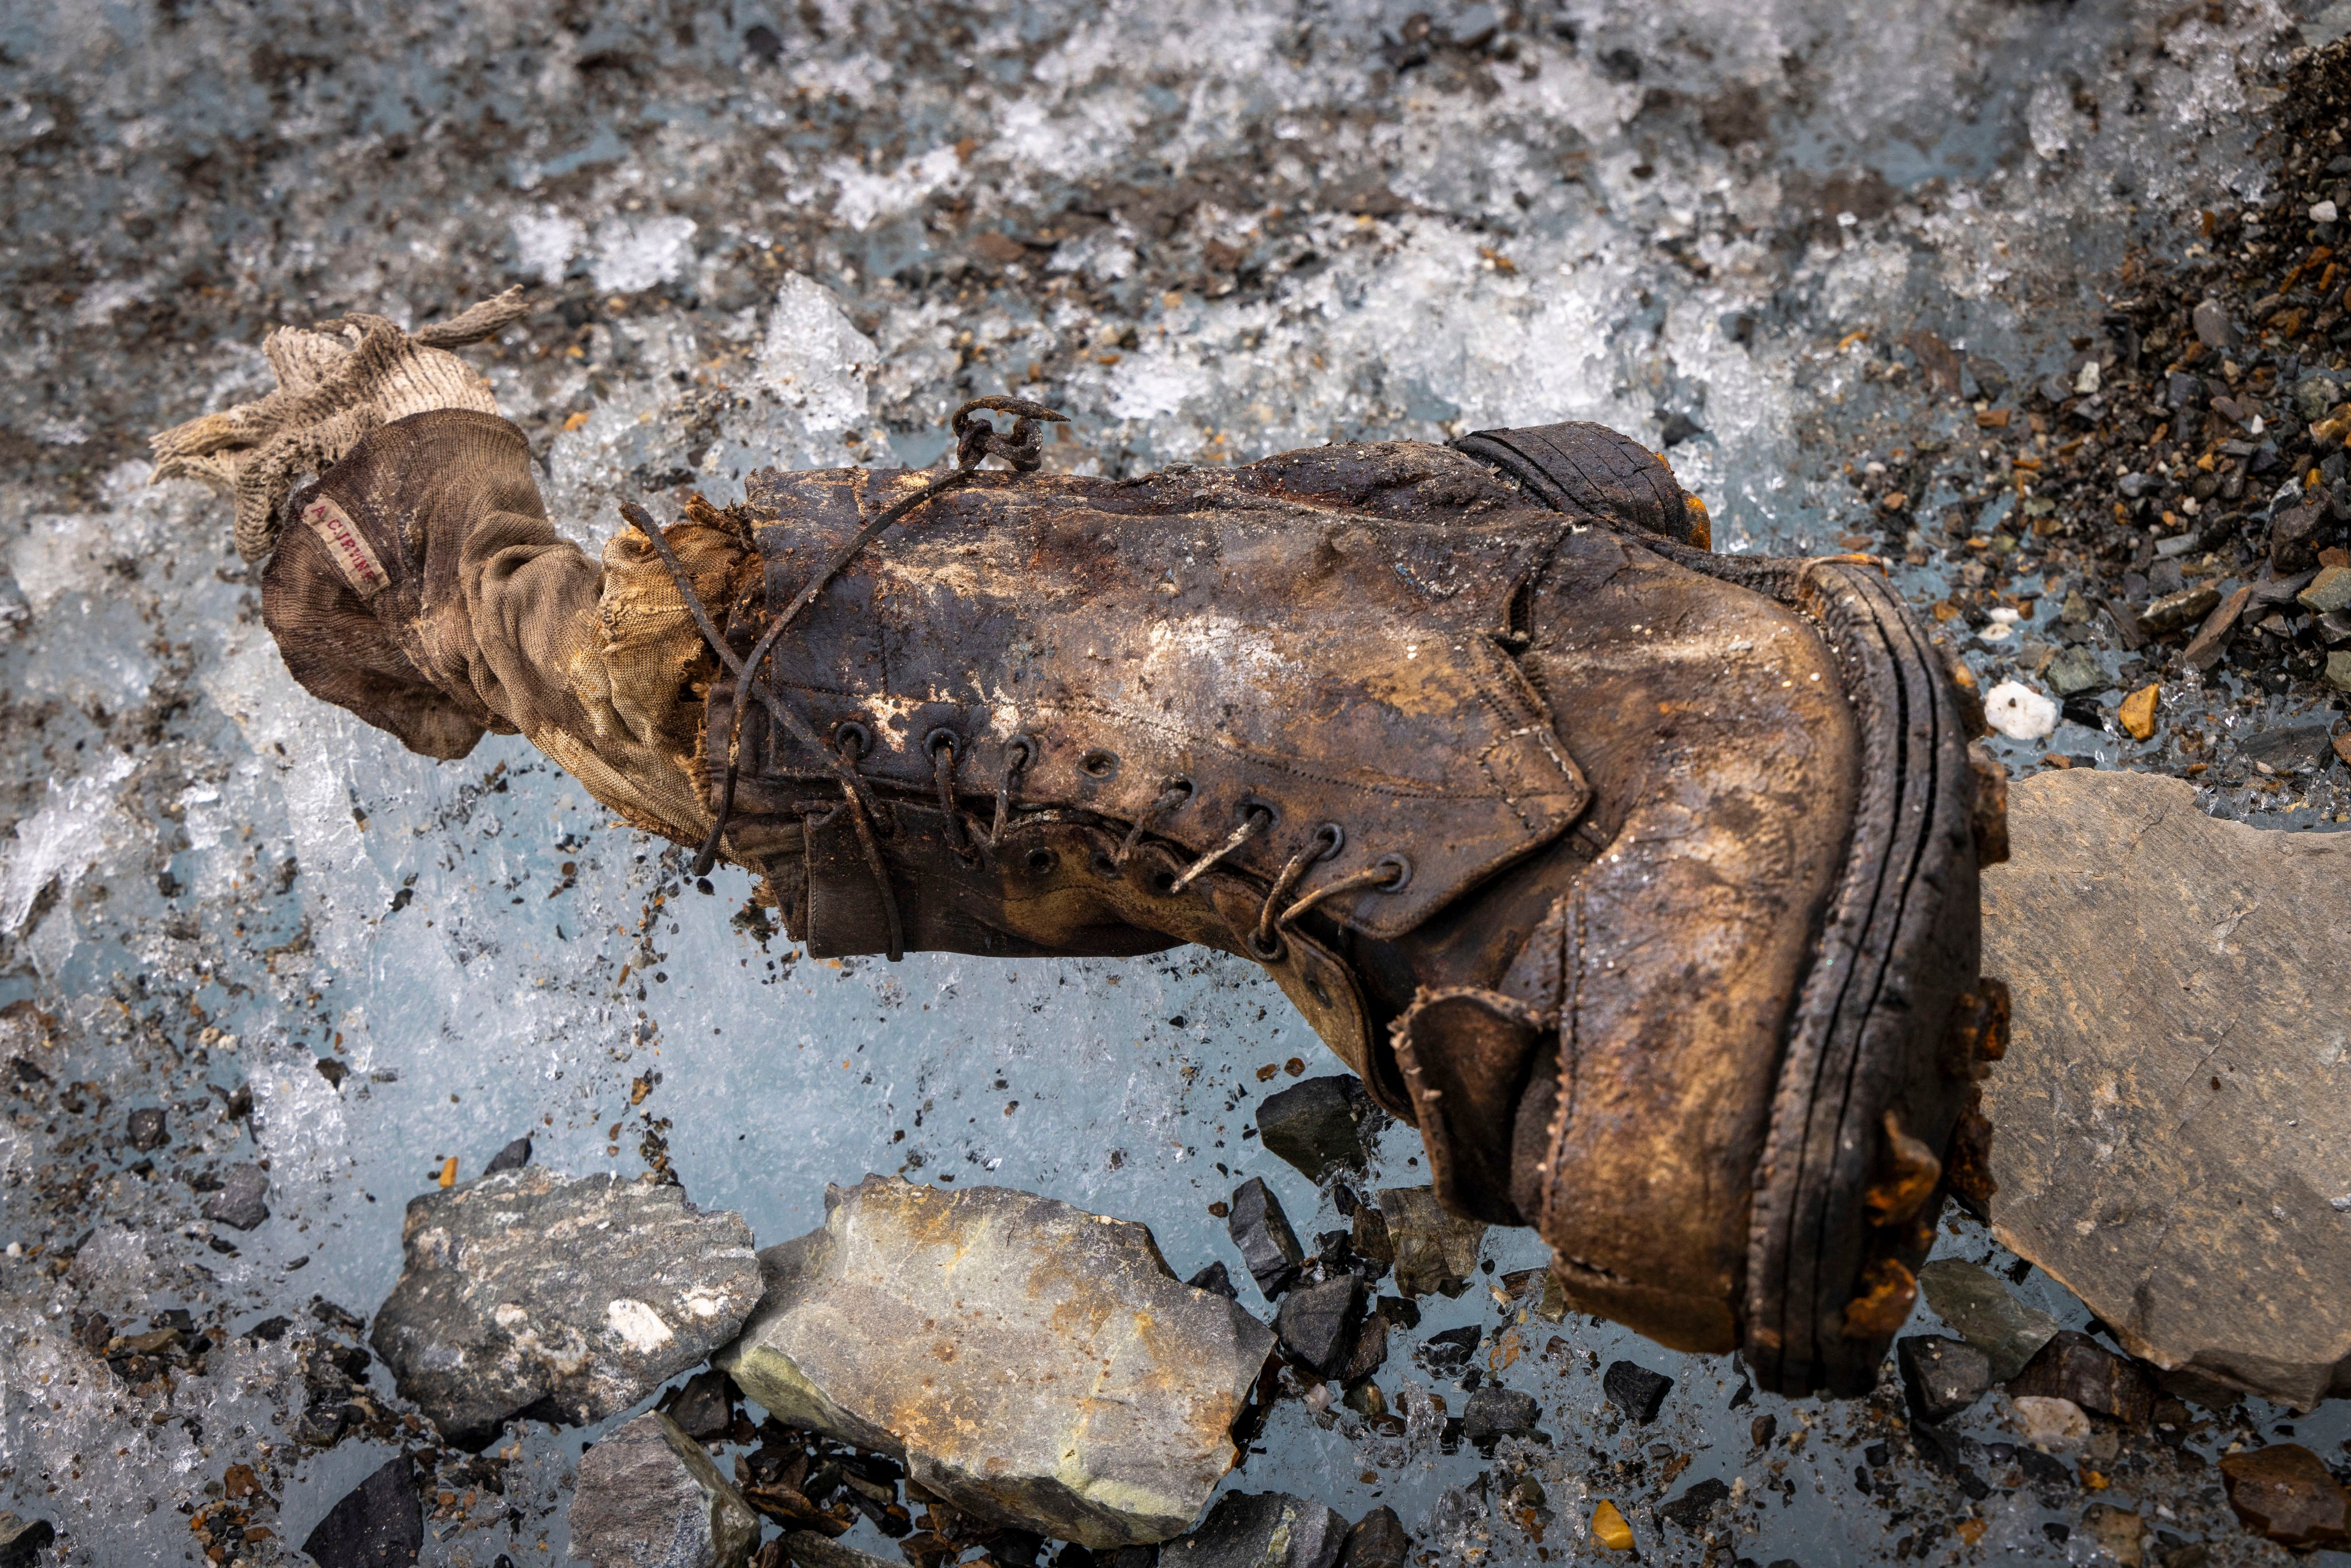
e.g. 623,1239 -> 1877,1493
301,496 -> 390,600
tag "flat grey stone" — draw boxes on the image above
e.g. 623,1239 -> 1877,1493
2046,644 -> 2106,697
1981,769 -> 2351,1408
369,1169 -> 761,1447
715,1175 -> 1277,1550
1161,1491 -> 1346,1568
204,1164 -> 269,1231
1917,1259 -> 2059,1383
569,1412 -> 759,1568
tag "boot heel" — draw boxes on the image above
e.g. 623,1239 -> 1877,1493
1722,558 -> 1985,1396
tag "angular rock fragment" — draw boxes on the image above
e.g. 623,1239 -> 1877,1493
1337,1311 -> 1388,1385
1416,1325 -> 1479,1372
2080,1504 -> 2146,1567
2218,1444 -> 2351,1550
1601,1360 -> 1672,1425
1657,1478 -> 1730,1532
126,1106 -> 167,1152
665,1368 -> 738,1443
1228,1178 -> 1306,1298
1255,1075 -> 1381,1182
2007,1330 -> 2155,1427
0,1513 -> 55,1568
1373,1187 -> 1483,1299
1275,1274 -> 1364,1379
1981,770 -> 2351,1409
1339,1506 -> 1409,1568
1461,1384 -> 1539,1446
568,1411 -> 761,1568
204,1164 -> 269,1231
484,1135 -> 532,1174
1898,1334 -> 1992,1423
777,1534 -> 901,1567
369,1169 -> 761,1447
715,1176 -> 1275,1550
1917,1260 -> 2059,1382
1161,1491 -> 1345,1568
1188,1260 -> 1238,1300
1347,1204 -> 1393,1277
300,1454 -> 422,1568
2011,1395 -> 2090,1447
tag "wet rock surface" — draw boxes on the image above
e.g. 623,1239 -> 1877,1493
568,1411 -> 762,1568
1372,1188 -> 1483,1300
1917,1260 -> 2061,1382
715,1175 -> 1275,1549
201,1164 -> 269,1231
0,1515 -> 54,1568
300,1454 -> 422,1568
1227,1177 -> 1308,1299
2007,1330 -> 2157,1428
2218,1443 -> 2351,1549
1254,1076 -> 1382,1184
1982,769 -> 2351,1407
1602,1360 -> 1673,1425
1161,1491 -> 1346,1568
1274,1273 -> 1365,1379
1897,1335 -> 1992,1425
370,1169 -> 761,1446
1336,1506 -> 1409,1568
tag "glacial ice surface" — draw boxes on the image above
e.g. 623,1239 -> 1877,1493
2,1 -> 2346,1563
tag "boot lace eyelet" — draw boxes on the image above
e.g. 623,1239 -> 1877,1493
1080,748 -> 1119,779
1024,848 -> 1057,875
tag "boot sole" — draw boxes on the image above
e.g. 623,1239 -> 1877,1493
1659,549 -> 1982,1395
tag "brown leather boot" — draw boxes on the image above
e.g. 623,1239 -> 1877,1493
681,418 -> 1998,1396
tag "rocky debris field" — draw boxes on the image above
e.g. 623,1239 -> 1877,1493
6,0 -> 2351,1565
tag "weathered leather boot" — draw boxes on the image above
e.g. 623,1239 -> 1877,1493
678,417 -> 2000,1396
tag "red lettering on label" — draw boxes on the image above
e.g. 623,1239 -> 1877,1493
301,496 -> 389,600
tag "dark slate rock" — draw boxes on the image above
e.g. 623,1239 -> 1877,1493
2007,1330 -> 2156,1427
1227,1177 -> 1305,1299
1255,1076 -> 1380,1183
1899,1334 -> 1992,1423
1658,1477 -> 1732,1531
0,1513 -> 55,1568
126,1107 -> 167,1152
1348,1204 -> 1392,1278
1461,1384 -> 1539,1446
300,1455 -> 422,1568
1162,1491 -> 1345,1568
1186,1260 -> 1238,1301
1337,1505 -> 1409,1568
568,1411 -> 760,1568
203,1165 -> 269,1231
1339,1311 -> 1388,1384
2240,722 -> 2333,772
664,1368 -> 736,1443
369,1169 -> 761,1449
1603,1360 -> 1673,1424
483,1135 -> 533,1174
1275,1274 -> 1364,1379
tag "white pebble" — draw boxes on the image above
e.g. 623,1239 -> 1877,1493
2012,1394 -> 2090,1446
1983,680 -> 2059,741
2314,200 -> 2340,224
